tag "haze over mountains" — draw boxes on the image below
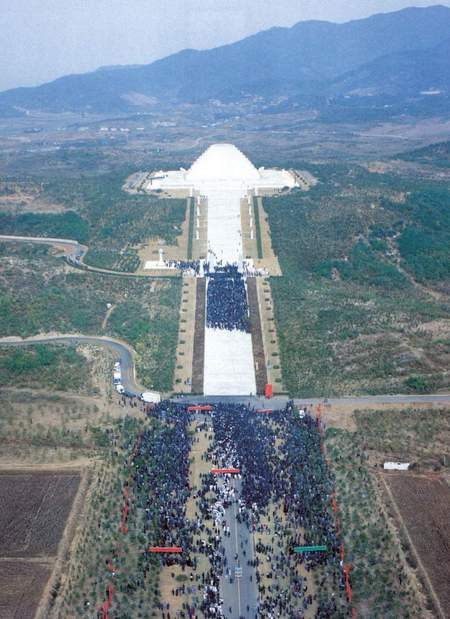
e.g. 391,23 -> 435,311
1,5 -> 449,118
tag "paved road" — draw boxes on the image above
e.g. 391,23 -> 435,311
0,234 -> 169,278
1,335 -> 448,408
219,477 -> 259,619
174,393 -> 450,407
294,394 -> 450,406
0,334 -> 145,396
0,234 -> 86,260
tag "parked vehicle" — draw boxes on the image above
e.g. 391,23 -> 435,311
140,391 -> 161,404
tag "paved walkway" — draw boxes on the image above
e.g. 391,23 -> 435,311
200,181 -> 257,396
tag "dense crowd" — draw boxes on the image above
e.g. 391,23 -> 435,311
167,259 -> 203,275
99,401 -> 348,618
165,257 -> 266,278
206,266 -> 250,332
204,403 -> 346,617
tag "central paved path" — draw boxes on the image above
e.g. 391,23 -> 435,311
219,477 -> 259,619
200,181 -> 257,396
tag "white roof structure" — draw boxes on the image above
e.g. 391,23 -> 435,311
142,143 -> 299,395
383,462 -> 411,470
145,143 -> 297,193
186,144 -> 261,182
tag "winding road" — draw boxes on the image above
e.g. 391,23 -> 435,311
0,234 -> 171,278
3,234 -> 449,406
2,333 -> 448,407
0,334 -> 145,396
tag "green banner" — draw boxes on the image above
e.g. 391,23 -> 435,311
293,545 -> 327,553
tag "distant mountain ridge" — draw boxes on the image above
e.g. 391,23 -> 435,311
1,5 -> 449,115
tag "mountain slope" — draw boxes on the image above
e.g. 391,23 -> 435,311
331,37 -> 450,96
0,5 -> 449,114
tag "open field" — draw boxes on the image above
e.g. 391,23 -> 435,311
355,407 -> 450,470
0,470 -> 81,619
383,474 -> 450,618
0,343 -> 93,393
0,560 -> 52,619
325,428 -> 425,617
0,471 -> 80,556
0,337 -> 148,468
323,403 -> 450,618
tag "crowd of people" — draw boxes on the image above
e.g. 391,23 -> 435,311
166,259 -> 203,275
206,266 -> 250,332
164,257 -> 267,279
99,401 -> 348,618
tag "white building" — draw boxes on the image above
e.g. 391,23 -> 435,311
145,144 -> 297,395
145,143 -> 297,193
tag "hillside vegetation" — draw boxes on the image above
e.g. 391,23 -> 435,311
265,163 -> 450,396
0,344 -> 93,393
0,171 -> 186,272
0,243 -> 180,391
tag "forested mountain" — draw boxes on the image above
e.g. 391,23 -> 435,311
0,5 -> 449,115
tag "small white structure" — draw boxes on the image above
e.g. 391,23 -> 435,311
383,462 -> 411,471
144,261 -> 177,270
141,391 -> 161,404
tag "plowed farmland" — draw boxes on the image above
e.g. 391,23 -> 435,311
0,471 -> 80,618
0,561 -> 51,619
0,471 -> 80,556
385,473 -> 450,617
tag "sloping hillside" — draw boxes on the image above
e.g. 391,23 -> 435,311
0,6 -> 449,114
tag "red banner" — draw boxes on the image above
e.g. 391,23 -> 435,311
148,547 -> 183,553
187,405 -> 213,411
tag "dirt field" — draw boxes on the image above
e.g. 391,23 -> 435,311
0,471 -> 80,619
0,471 -> 80,557
384,473 -> 450,618
0,560 -> 52,619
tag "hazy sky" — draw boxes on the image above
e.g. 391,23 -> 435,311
1,0 -> 448,92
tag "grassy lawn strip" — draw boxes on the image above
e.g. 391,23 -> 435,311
187,197 -> 194,260
253,197 -> 263,259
